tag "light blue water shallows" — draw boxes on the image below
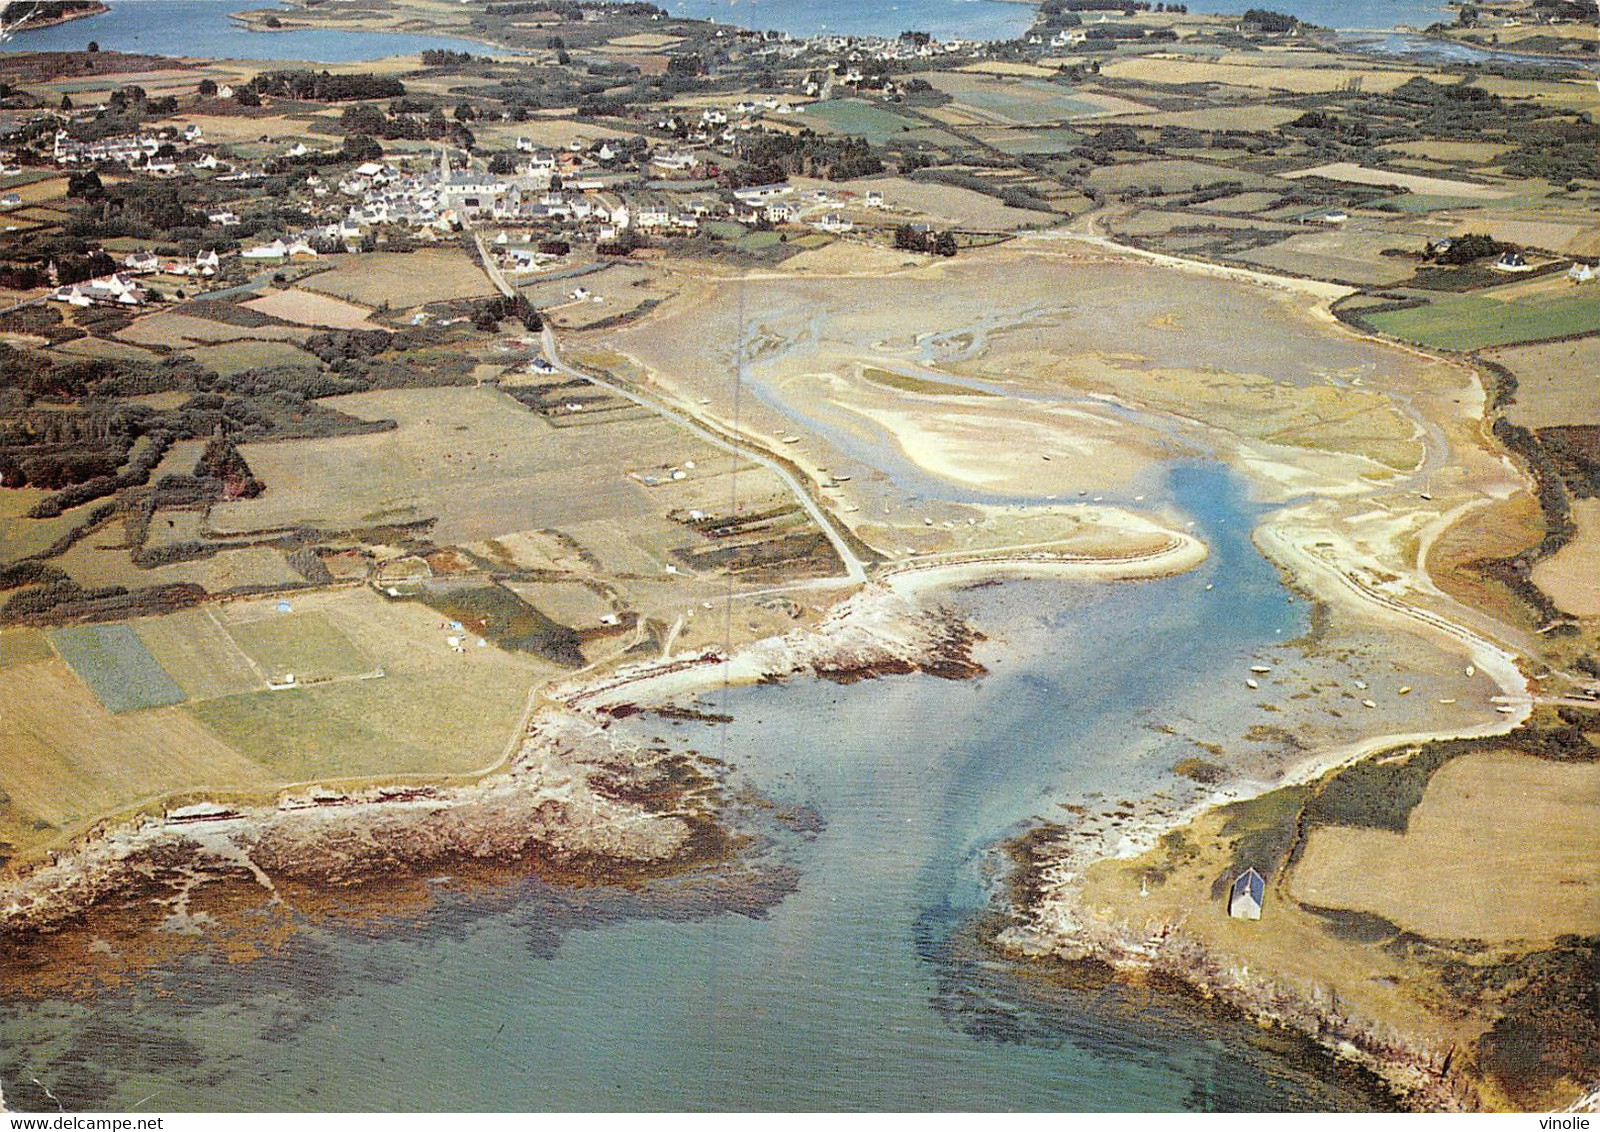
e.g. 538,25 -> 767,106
0,1 -> 491,61
0,465 -> 1392,1112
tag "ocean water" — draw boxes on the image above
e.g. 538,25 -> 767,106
0,1 -> 490,62
0,465 -> 1396,1111
660,0 -> 1454,36
1,0 -> 1478,61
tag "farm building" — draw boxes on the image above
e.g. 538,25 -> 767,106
1228,867 -> 1266,920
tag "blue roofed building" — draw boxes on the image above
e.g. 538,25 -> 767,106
1228,867 -> 1265,920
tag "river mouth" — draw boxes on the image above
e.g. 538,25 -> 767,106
0,464 -> 1407,1111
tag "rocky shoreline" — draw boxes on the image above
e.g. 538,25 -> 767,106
995,823 -> 1473,1112
0,578 -> 985,952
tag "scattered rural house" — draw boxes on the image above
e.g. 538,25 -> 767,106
735,182 -> 792,204
51,272 -> 148,307
863,190 -> 885,208
284,142 -> 310,158
123,251 -> 161,274
194,249 -> 221,275
1228,867 -> 1266,920
0,192 -> 20,209
1493,250 -> 1531,273
812,213 -> 853,233
241,237 -> 319,261
1569,262 -> 1595,283
208,209 -> 240,226
1316,209 -> 1349,224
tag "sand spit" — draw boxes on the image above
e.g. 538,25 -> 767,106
991,497 -> 1536,1110
559,578 -> 989,711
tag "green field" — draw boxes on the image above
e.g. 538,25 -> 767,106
184,670 -> 527,782
738,230 -> 784,251
49,624 -> 187,713
224,610 -> 373,684
801,100 -> 931,145
978,127 -> 1084,155
1366,291 -> 1600,350
182,340 -> 319,377
702,220 -> 748,239
931,74 -> 1105,124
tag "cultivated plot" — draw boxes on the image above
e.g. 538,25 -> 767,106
48,624 -> 186,714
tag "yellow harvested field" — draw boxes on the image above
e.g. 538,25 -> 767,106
1437,211 -> 1600,258
0,660 -> 273,849
207,385 -> 732,551
1488,337 -> 1600,429
470,118 -> 635,151
957,61 -> 1058,77
0,499 -> 103,565
1105,104 -> 1303,131
1378,140 -> 1512,164
1289,752 -> 1600,943
242,287 -> 380,329
844,175 -> 1049,231
0,627 -> 53,668
605,32 -> 682,48
5,177 -> 67,206
1101,56 -> 1419,94
1532,499 -> 1600,617
1283,162 -> 1514,200
299,250 -> 495,308
56,535 -> 301,592
1472,75 -> 1596,110
117,312 -> 308,347
169,113 -> 324,144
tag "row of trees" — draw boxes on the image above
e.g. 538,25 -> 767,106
892,224 -> 957,257
246,69 -> 407,102
730,131 -> 883,186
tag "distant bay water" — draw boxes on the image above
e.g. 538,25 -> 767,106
0,1 -> 490,62
661,0 -> 1454,37
3,0 -> 1465,61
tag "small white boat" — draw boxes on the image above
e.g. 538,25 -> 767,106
1438,698 -> 1456,705
1362,699 -> 1377,709
1354,679 -> 1368,690
1250,665 -> 1271,674
1398,686 -> 1412,695
1466,665 -> 1475,677
1246,678 -> 1259,690
1496,705 -> 1517,714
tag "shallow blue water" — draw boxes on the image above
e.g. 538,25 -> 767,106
1,1 -> 490,62
0,465 -> 1391,1112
